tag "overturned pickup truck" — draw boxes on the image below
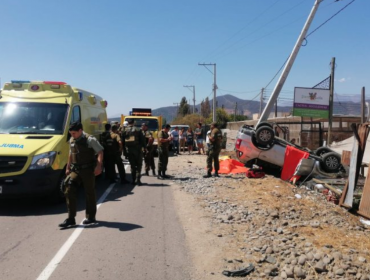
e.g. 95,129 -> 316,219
235,122 -> 346,178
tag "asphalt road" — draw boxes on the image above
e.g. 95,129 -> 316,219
0,162 -> 191,280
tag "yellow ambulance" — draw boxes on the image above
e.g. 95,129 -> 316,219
0,80 -> 108,199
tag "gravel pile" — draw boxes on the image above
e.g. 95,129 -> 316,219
171,165 -> 370,279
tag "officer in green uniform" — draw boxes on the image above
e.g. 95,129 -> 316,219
204,122 -> 223,178
141,122 -> 156,176
101,124 -> 127,184
101,123 -> 114,181
59,121 -> 104,228
122,119 -> 146,185
157,124 -> 172,179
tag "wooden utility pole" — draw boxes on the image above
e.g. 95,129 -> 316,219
327,57 -> 335,145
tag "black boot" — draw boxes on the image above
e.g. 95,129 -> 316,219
136,177 -> 142,186
213,171 -> 220,177
203,172 -> 212,178
157,170 -> 164,180
145,170 -> 149,176
152,170 -> 156,176
131,174 -> 136,185
162,171 -> 170,179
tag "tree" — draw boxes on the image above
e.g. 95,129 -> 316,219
171,113 -> 205,129
200,97 -> 211,118
178,97 -> 190,117
205,108 -> 231,128
229,114 -> 248,122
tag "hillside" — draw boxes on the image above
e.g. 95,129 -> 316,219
110,94 -> 364,124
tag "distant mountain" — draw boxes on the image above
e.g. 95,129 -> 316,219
152,94 -> 292,122
114,94 -> 363,124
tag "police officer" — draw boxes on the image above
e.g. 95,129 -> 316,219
102,124 -> 127,184
59,121 -> 104,227
204,122 -> 223,178
141,122 -> 156,176
157,124 -> 172,179
101,123 -> 113,181
122,119 -> 146,185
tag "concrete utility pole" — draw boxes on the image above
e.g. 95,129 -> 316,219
257,0 -> 321,127
328,57 -> 335,145
361,87 -> 366,123
259,88 -> 264,116
183,85 -> 196,114
199,63 -> 217,122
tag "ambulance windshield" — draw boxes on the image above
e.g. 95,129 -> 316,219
0,102 -> 68,135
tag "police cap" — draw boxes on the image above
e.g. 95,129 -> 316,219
162,124 -> 171,129
69,121 -> 83,131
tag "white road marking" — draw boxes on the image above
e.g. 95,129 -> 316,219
36,177 -> 119,280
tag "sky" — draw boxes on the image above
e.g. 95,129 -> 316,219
0,0 -> 368,118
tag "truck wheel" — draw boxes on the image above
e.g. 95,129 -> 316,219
315,147 -> 333,157
255,126 -> 274,146
321,152 -> 341,173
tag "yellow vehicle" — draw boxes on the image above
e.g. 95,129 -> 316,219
121,108 -> 163,148
0,80 -> 108,199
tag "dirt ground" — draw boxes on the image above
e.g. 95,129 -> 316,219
167,144 -> 370,279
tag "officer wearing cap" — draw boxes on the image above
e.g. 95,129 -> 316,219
59,121 -> 104,228
101,124 -> 127,184
141,122 -> 156,176
204,122 -> 223,178
157,124 -> 172,179
122,119 -> 146,185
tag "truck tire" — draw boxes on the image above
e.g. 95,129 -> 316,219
321,152 -> 341,173
255,126 -> 274,146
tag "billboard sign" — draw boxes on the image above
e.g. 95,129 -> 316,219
293,87 -> 330,118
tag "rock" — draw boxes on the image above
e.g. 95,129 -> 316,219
298,255 -> 307,265
359,257 -> 367,263
293,266 -> 306,278
314,261 -> 327,273
266,246 -> 274,254
266,256 -> 277,264
335,268 -> 345,276
310,221 -> 320,228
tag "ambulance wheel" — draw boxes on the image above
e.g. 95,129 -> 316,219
51,171 -> 66,203
255,126 -> 274,146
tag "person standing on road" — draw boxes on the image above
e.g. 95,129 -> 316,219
108,125 -> 127,184
141,122 -> 156,176
170,126 -> 180,155
195,122 -> 205,155
204,122 -> 223,178
179,127 -> 186,153
157,124 -> 172,179
186,127 -> 194,154
100,123 -> 112,180
122,119 -> 146,185
59,121 -> 104,228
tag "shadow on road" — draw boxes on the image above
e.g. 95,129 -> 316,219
60,221 -> 143,232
